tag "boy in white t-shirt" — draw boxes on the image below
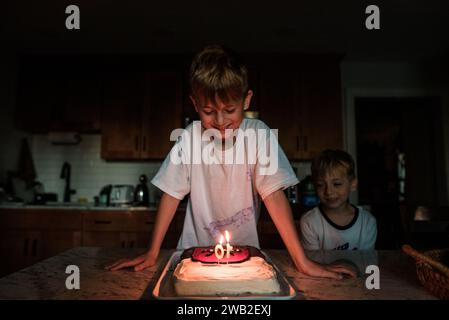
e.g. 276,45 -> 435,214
300,149 -> 377,251
106,45 -> 355,279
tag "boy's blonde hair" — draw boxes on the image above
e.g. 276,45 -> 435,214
190,45 -> 249,104
311,149 -> 356,182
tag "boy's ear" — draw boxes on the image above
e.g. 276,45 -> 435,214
243,90 -> 253,110
350,178 -> 358,192
190,95 -> 199,113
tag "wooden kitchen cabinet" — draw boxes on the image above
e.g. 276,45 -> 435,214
0,208 -> 185,276
81,210 -> 184,248
0,209 -> 82,277
259,65 -> 301,158
0,230 -> 42,277
258,56 -> 343,160
141,71 -> 183,158
299,61 -> 343,159
15,57 -> 102,133
101,70 -> 182,160
100,70 -> 145,159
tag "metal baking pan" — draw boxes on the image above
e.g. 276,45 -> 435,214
152,250 -> 297,300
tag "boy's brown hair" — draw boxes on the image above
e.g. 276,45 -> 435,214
190,45 -> 249,104
311,149 -> 356,181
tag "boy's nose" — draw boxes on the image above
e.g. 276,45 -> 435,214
215,112 -> 225,126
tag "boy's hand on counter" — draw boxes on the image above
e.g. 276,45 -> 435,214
105,251 -> 157,272
298,258 -> 357,280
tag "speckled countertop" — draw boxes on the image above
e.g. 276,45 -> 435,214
0,248 -> 437,300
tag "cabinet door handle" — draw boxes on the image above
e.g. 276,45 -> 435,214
129,241 -> 134,248
94,220 -> 112,224
121,241 -> 126,248
32,239 -> 38,256
135,136 -> 139,152
296,136 -> 300,152
142,136 -> 146,152
303,136 -> 308,152
24,238 -> 29,256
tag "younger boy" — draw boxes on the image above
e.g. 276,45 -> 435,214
300,149 -> 377,250
106,46 -> 355,279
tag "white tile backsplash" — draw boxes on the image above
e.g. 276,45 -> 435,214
31,134 -> 162,203
30,134 -> 311,203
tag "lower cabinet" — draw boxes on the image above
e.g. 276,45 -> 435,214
0,209 -> 185,277
0,230 -> 42,277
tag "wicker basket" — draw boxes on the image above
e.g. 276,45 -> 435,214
402,245 -> 449,300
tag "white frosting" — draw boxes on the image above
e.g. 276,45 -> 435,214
173,257 -> 281,296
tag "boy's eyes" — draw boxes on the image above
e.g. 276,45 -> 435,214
333,183 -> 343,187
202,109 -> 236,115
316,182 -> 343,188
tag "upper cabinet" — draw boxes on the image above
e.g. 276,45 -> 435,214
299,60 -> 343,159
15,57 -> 102,133
100,69 -> 182,160
15,54 -> 342,161
100,69 -> 145,159
258,55 -> 343,160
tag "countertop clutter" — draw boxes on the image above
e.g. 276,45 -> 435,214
0,247 -> 436,300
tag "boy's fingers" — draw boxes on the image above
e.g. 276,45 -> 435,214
322,269 -> 344,280
108,256 -> 145,271
329,265 -> 357,278
109,260 -> 137,271
104,258 -> 127,270
134,260 -> 154,272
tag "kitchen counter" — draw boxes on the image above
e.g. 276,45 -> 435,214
0,203 -> 158,211
0,247 -> 436,300
0,202 -> 188,212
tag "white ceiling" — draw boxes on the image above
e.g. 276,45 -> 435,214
4,0 -> 449,61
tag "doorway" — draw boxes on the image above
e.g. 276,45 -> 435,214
355,96 -> 446,249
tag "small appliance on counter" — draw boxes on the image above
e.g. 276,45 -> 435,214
99,184 -> 112,206
134,174 -> 149,206
110,185 -> 135,206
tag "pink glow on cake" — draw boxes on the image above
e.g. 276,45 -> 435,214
191,246 -> 250,264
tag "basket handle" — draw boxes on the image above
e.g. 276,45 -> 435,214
402,245 -> 449,278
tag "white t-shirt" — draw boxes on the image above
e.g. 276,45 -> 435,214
300,205 -> 377,250
151,118 -> 299,249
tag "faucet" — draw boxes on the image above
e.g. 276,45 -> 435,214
60,162 -> 76,202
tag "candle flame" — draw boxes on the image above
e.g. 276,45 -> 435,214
219,234 -> 224,245
225,230 -> 230,243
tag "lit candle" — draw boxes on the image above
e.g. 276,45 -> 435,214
225,230 -> 233,259
214,235 -> 225,260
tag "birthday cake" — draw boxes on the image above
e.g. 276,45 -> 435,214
173,246 -> 281,297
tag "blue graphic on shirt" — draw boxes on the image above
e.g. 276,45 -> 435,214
205,207 -> 254,239
333,242 -> 359,250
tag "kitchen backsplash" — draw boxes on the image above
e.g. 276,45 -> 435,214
30,134 -> 311,203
